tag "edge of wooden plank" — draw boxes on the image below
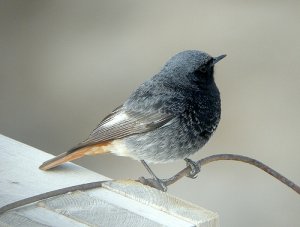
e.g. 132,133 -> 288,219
102,180 -> 219,226
0,134 -> 109,205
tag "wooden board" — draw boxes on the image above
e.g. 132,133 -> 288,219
0,134 -> 219,227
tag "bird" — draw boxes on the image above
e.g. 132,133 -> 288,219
39,50 -> 226,191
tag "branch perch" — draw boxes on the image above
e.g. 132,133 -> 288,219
138,154 -> 300,194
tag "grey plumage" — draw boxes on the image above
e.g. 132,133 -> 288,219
122,50 -> 223,162
40,50 -> 225,174
75,50 -> 223,162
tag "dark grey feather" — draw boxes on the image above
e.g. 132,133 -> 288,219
69,106 -> 173,152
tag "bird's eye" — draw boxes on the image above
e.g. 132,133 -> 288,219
199,66 -> 207,73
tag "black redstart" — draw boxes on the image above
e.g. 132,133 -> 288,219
40,50 -> 226,190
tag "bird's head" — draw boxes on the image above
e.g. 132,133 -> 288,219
161,50 -> 226,86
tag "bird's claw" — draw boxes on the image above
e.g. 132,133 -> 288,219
154,178 -> 168,192
138,176 -> 168,192
184,158 -> 200,179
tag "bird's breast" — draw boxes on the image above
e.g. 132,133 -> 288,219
180,90 -> 221,139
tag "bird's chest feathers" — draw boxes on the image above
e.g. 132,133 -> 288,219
179,90 -> 221,136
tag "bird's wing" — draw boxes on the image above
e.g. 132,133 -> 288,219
39,105 -> 174,170
70,105 -> 174,151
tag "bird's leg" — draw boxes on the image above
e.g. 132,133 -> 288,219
184,158 -> 201,179
140,160 -> 168,192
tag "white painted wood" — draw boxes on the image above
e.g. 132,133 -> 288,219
102,181 -> 219,226
1,207 -> 88,227
0,134 -> 219,227
0,135 -> 109,205
87,186 -> 193,226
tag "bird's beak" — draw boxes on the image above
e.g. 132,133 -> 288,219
211,54 -> 226,66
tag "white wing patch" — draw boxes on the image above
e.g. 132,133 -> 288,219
68,106 -> 174,151
102,112 -> 129,127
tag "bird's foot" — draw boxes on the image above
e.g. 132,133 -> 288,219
184,158 -> 201,179
140,160 -> 168,191
138,176 -> 168,192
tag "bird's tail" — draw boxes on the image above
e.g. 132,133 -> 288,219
39,143 -> 110,171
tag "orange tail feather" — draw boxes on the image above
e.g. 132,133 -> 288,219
39,143 -> 110,171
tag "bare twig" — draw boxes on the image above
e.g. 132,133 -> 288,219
0,181 -> 108,214
137,154 -> 300,194
0,154 -> 299,214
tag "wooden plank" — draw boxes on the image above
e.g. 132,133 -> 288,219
0,134 -> 219,226
0,207 -> 88,227
102,181 -> 219,226
0,135 -> 109,205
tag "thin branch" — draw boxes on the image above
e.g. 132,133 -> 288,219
0,154 -> 299,214
0,181 -> 108,214
138,154 -> 300,194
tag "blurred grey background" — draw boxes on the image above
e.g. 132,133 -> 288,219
1,0 -> 299,226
